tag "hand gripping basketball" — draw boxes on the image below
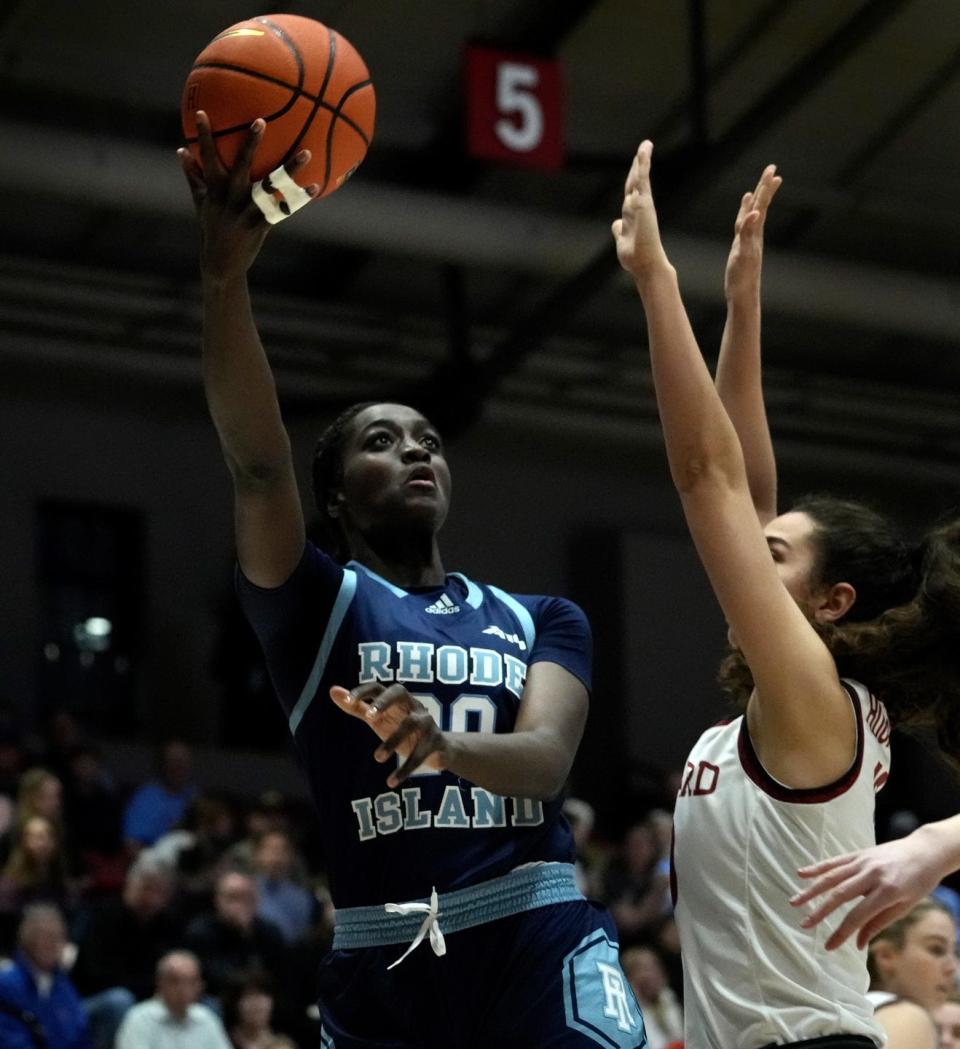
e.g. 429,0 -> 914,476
251,164 -> 314,224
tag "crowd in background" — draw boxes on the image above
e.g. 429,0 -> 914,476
0,705 -> 957,1049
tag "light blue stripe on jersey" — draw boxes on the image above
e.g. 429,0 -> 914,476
449,572 -> 483,609
288,569 -> 358,735
319,1025 -> 335,1048
487,585 -> 536,652
347,560 -> 407,597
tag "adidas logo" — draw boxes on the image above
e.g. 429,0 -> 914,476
425,593 -> 461,615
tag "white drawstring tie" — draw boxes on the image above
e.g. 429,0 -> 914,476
384,887 -> 446,970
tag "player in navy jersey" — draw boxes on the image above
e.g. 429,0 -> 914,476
613,142 -> 960,1049
179,116 -> 646,1048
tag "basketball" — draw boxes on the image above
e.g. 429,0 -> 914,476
181,14 -> 375,200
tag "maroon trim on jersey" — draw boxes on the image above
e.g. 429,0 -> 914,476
737,681 -> 864,804
669,825 -> 677,907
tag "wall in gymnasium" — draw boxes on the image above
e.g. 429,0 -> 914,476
2,373 -> 960,804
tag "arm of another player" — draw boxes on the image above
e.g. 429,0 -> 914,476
178,113 -> 318,588
330,661 -> 587,800
612,142 -> 853,787
790,815 -> 960,949
714,166 -> 782,525
874,1000 -> 938,1049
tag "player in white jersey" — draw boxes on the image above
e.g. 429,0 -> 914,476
612,142 -> 960,1049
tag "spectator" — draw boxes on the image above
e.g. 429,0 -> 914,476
0,720 -> 26,842
935,993 -> 960,1049
62,746 -> 125,896
221,970 -> 284,1049
224,793 -> 297,876
0,815 -> 75,953
123,739 -> 198,852
0,902 -> 91,1049
115,950 -> 231,1049
601,818 -> 670,940
621,945 -> 683,1049
151,794 -> 239,920
72,853 -> 184,1045
251,831 -> 316,945
563,796 -> 597,896
184,870 -> 289,1006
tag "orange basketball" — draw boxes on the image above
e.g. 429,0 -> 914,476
181,14 -> 375,200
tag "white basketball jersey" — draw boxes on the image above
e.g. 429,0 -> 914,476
672,679 -> 890,1049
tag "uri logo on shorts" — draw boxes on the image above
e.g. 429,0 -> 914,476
562,931 -> 648,1048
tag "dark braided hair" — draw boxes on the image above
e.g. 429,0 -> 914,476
310,401 -> 377,562
719,496 -> 960,767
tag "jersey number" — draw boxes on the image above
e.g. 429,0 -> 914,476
408,693 -> 497,776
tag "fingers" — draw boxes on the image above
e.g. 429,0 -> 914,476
791,858 -> 860,907
751,164 -> 782,220
387,722 -> 442,787
797,853 -> 858,879
329,685 -> 373,720
194,111 -> 221,176
797,870 -> 872,930
177,147 -> 207,206
624,140 -> 653,196
231,118 -> 265,187
855,901 -> 911,950
365,683 -> 417,719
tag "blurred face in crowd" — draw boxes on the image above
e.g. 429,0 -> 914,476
22,816 -> 57,865
216,872 -> 257,930
935,1000 -> 960,1049
69,750 -> 101,791
31,774 -> 62,821
872,908 -> 958,1010
624,823 -> 657,875
254,831 -> 293,880
237,987 -> 274,1032
20,909 -> 66,973
160,742 -> 193,792
124,869 -> 174,919
623,947 -> 668,1002
157,953 -> 202,1019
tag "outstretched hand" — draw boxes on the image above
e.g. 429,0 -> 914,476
724,164 -> 782,301
790,832 -> 945,949
611,141 -> 670,282
177,111 -> 318,279
330,683 -> 448,788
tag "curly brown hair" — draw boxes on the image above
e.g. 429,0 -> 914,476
719,499 -> 960,765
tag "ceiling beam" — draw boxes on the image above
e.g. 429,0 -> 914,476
469,0 -> 915,424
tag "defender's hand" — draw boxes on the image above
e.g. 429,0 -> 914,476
611,141 -> 670,282
724,164 -> 782,302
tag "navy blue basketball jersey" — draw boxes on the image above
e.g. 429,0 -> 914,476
238,542 -> 592,909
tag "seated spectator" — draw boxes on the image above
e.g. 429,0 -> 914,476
0,719 -> 26,844
1,767 -> 65,868
72,852 -> 184,1044
621,945 -> 683,1049
251,831 -> 316,945
186,870 -> 291,1027
62,745 -> 125,896
222,970 -> 286,1049
935,993 -> 960,1049
153,795 -> 239,916
601,817 -> 670,941
0,815 -> 76,953
0,902 -> 91,1049
224,793 -> 301,877
115,950 -> 231,1049
123,739 -> 199,852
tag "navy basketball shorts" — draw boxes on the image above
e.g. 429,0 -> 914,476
316,894 -> 647,1048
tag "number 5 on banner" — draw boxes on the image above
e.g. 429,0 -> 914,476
466,45 -> 563,170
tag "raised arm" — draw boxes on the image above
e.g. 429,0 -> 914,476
715,166 -> 782,525
611,142 -> 854,788
178,113 -> 315,588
